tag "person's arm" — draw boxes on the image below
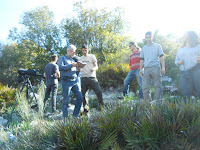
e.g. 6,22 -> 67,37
160,56 -> 165,75
90,61 -> 98,72
56,70 -> 60,78
175,49 -> 184,66
90,55 -> 98,72
43,73 -> 46,78
139,60 -> 144,77
58,56 -> 76,71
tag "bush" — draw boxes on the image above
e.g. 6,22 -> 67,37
97,62 -> 138,90
0,83 -> 16,112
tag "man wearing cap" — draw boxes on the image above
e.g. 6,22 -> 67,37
123,41 -> 143,99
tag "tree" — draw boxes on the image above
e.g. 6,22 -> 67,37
61,1 -> 130,62
0,40 -> 49,86
9,6 -> 62,54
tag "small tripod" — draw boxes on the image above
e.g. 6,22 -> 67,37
7,75 -> 38,125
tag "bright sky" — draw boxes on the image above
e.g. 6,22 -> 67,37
0,0 -> 200,43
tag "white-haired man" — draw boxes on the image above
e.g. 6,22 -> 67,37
58,45 -> 83,119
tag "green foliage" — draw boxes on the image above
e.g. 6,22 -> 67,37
9,6 -> 62,54
61,1 -> 130,62
0,40 -> 49,86
153,32 -> 182,82
5,97 -> 200,150
0,83 -> 16,112
97,62 -> 129,88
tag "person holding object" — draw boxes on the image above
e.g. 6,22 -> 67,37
139,31 -> 165,102
79,44 -> 103,115
175,31 -> 200,103
123,41 -> 143,99
43,54 -> 60,113
58,45 -> 83,119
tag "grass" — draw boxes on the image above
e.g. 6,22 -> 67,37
2,85 -> 200,149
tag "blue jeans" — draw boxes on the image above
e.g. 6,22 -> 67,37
123,69 -> 143,98
62,78 -> 83,118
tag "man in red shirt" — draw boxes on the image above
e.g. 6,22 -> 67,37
123,42 -> 143,99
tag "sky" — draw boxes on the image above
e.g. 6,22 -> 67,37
0,0 -> 200,44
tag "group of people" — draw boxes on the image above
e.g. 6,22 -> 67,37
123,31 -> 165,103
44,44 -> 103,119
43,30 -> 200,120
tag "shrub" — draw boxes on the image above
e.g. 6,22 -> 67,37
97,62 -> 138,90
0,83 -> 16,112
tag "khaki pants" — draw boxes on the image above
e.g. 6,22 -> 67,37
142,67 -> 162,101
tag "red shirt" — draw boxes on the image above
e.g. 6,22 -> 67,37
129,49 -> 141,70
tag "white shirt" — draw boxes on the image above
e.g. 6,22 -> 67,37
79,54 -> 97,77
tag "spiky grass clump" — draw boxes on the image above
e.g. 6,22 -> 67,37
5,96 -> 200,150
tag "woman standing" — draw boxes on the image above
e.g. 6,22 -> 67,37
175,31 -> 200,103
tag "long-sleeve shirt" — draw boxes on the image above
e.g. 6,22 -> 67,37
58,55 -> 78,81
129,49 -> 141,70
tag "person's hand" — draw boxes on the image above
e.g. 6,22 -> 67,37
196,56 -> 200,64
77,67 -> 81,71
139,69 -> 143,77
72,62 -> 77,67
161,67 -> 165,75
178,60 -> 184,65
90,68 -> 94,72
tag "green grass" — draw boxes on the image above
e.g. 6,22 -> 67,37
2,88 -> 200,150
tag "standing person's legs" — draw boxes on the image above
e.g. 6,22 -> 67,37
71,82 -> 83,117
123,70 -> 136,96
142,68 -> 152,101
180,71 -> 193,103
51,83 -> 58,113
135,69 -> 143,99
44,85 -> 51,110
152,67 -> 162,101
192,66 -> 200,99
62,80 -> 72,118
89,77 -> 103,110
81,78 -> 89,113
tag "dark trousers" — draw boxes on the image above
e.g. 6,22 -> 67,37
81,77 -> 103,112
180,64 -> 200,103
44,84 -> 58,112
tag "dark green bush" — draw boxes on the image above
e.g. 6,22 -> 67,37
97,62 -> 138,90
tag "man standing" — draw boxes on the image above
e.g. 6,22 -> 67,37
79,44 -> 103,115
58,45 -> 83,119
139,31 -> 165,102
123,42 -> 143,99
44,54 -> 60,113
